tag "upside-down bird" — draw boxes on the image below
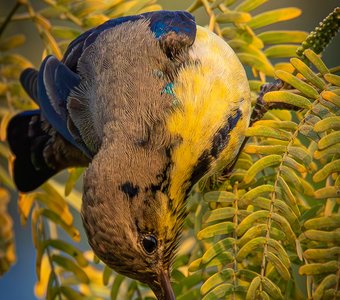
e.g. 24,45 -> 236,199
7,10 -> 251,299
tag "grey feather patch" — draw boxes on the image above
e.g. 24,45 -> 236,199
67,84 -> 101,154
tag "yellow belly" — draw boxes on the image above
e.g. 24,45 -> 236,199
167,26 -> 251,204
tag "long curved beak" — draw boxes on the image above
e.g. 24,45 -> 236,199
159,270 -> 175,300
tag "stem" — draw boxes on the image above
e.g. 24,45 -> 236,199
259,92 -> 324,292
0,1 -> 23,37
232,183 -> 239,300
334,255 -> 340,300
41,218 -> 62,300
200,0 -> 222,36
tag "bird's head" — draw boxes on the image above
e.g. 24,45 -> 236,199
81,142 -> 185,300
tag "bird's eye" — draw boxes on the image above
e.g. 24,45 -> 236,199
142,234 -> 158,254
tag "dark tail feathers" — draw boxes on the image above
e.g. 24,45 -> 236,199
7,111 -> 59,192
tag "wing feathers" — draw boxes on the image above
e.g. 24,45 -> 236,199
38,55 -> 92,157
19,11 -> 197,160
20,68 -> 39,103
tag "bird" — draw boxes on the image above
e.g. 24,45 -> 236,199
7,10 -> 251,300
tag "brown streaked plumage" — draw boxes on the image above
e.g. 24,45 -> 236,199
79,20 -> 187,299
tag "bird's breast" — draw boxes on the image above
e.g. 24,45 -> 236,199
166,26 -> 251,205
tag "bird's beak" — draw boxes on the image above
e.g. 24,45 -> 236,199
158,270 -> 175,300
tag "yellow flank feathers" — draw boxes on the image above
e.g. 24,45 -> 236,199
167,26 -> 251,205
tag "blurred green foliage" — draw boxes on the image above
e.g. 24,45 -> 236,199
0,0 -> 339,299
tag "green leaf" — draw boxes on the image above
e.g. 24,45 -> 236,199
202,237 -> 235,264
263,91 -> 311,109
52,254 -> 89,283
110,274 -> 125,300
314,274 -> 337,300
314,186 -> 340,199
324,73 -> 340,86
243,155 -> 282,184
304,229 -> 340,243
312,104 -> 335,120
197,222 -> 235,240
267,239 -> 291,268
255,120 -> 297,130
266,252 -> 291,280
240,184 -> 276,205
201,268 -> 234,295
265,45 -> 298,58
216,11 -> 251,23
248,8 -> 301,29
258,31 -> 307,44
205,252 -> 234,268
299,124 -> 319,141
313,159 -> 340,182
177,283 -> 201,300
284,156 -> 307,173
38,184 -> 74,226
304,49 -> 329,75
275,70 -> 319,99
259,291 -> 270,300
238,269 -> 259,282
204,191 -> 236,203
262,277 -> 284,299
305,114 -> 322,126
39,209 -> 80,241
304,247 -> 340,260
290,58 -> 326,90
244,144 -> 286,155
203,207 -> 236,223
248,80 -> 264,92
234,0 -> 269,12
237,53 -> 274,76
271,212 -> 297,245
187,258 -> 202,272
288,146 -> 312,167
253,198 -> 299,231
238,224 -> 285,247
202,283 -> 234,300
65,168 -> 84,196
299,261 -> 338,275
321,90 -> 340,107
277,176 -> 299,215
314,116 -> 340,132
43,239 -> 88,267
246,125 -> 291,140
103,265 -> 112,286
246,276 -> 261,300
280,166 -> 304,192
314,144 -> 339,160
304,215 -> 340,230
237,211 -> 270,236
60,286 -> 84,300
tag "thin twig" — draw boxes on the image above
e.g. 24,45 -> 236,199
0,1 -> 23,37
41,217 -> 63,300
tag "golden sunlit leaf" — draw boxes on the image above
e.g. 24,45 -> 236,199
248,8 -> 301,29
